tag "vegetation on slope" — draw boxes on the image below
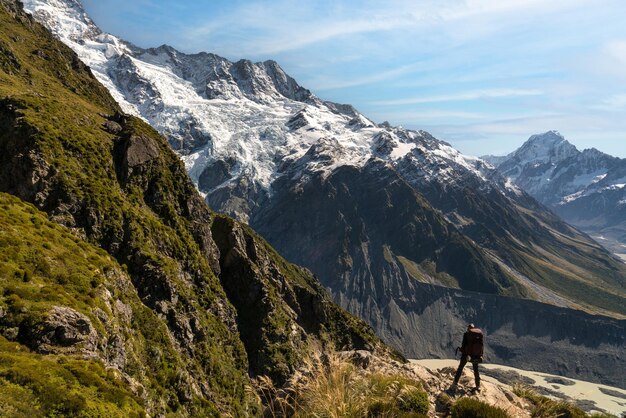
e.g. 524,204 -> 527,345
442,184 -> 626,316
0,2 -> 256,413
0,192 -> 153,416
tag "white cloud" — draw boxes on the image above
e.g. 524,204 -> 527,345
370,89 -> 543,106
181,0 -> 593,56
366,110 -> 487,125
311,62 -> 428,90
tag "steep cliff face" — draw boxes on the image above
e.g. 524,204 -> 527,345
0,2 -> 385,415
210,215 -> 384,385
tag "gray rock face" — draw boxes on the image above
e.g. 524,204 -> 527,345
198,157 -> 236,191
123,135 -> 160,168
210,215 -> 384,384
108,54 -> 164,114
165,117 -> 212,153
20,306 -> 98,355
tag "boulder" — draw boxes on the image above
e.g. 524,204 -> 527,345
21,306 -> 98,355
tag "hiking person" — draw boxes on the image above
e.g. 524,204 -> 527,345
451,323 -> 483,392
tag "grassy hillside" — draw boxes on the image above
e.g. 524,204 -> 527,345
0,3 -> 256,414
0,192 -> 174,416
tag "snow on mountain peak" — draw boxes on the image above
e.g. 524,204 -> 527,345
21,0 -> 100,42
22,0 -> 509,217
529,129 -> 564,142
513,130 -> 578,166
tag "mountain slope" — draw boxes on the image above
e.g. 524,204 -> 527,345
484,131 -> 626,255
0,192 -> 148,417
23,0 -> 626,316
0,2 -> 386,415
18,0 -> 626,386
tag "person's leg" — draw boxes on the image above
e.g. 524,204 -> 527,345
453,356 -> 468,385
472,361 -> 480,389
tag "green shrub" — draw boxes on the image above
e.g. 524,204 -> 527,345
398,387 -> 429,413
529,399 -> 586,418
450,398 -> 509,418
367,399 -> 396,417
437,392 -> 453,409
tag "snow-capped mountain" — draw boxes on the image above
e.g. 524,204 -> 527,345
484,131 -> 626,255
22,0 -> 507,222
21,0 -> 626,370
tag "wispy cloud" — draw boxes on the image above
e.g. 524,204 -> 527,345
179,0 -> 594,56
604,94 -> 626,108
182,0 -> 418,56
367,109 -> 488,123
311,62 -> 428,90
591,93 -> 626,111
424,112 -> 626,142
83,0 -> 626,157
371,89 -> 543,106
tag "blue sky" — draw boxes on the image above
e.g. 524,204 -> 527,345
82,0 -> 626,157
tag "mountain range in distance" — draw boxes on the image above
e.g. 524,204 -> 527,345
16,0 -> 626,390
483,130 -> 626,259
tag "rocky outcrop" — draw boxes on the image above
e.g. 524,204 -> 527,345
20,306 -> 98,355
211,216 -> 385,384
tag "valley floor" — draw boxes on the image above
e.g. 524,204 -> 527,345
411,359 -> 626,416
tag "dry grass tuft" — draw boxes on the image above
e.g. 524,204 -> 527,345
256,352 -> 429,418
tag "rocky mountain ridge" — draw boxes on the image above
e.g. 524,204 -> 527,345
18,0 -> 626,389
483,131 -> 626,255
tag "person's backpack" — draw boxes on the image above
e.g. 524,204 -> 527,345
466,328 -> 484,359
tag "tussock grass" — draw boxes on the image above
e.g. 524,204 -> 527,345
450,397 -> 509,418
256,352 -> 429,418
